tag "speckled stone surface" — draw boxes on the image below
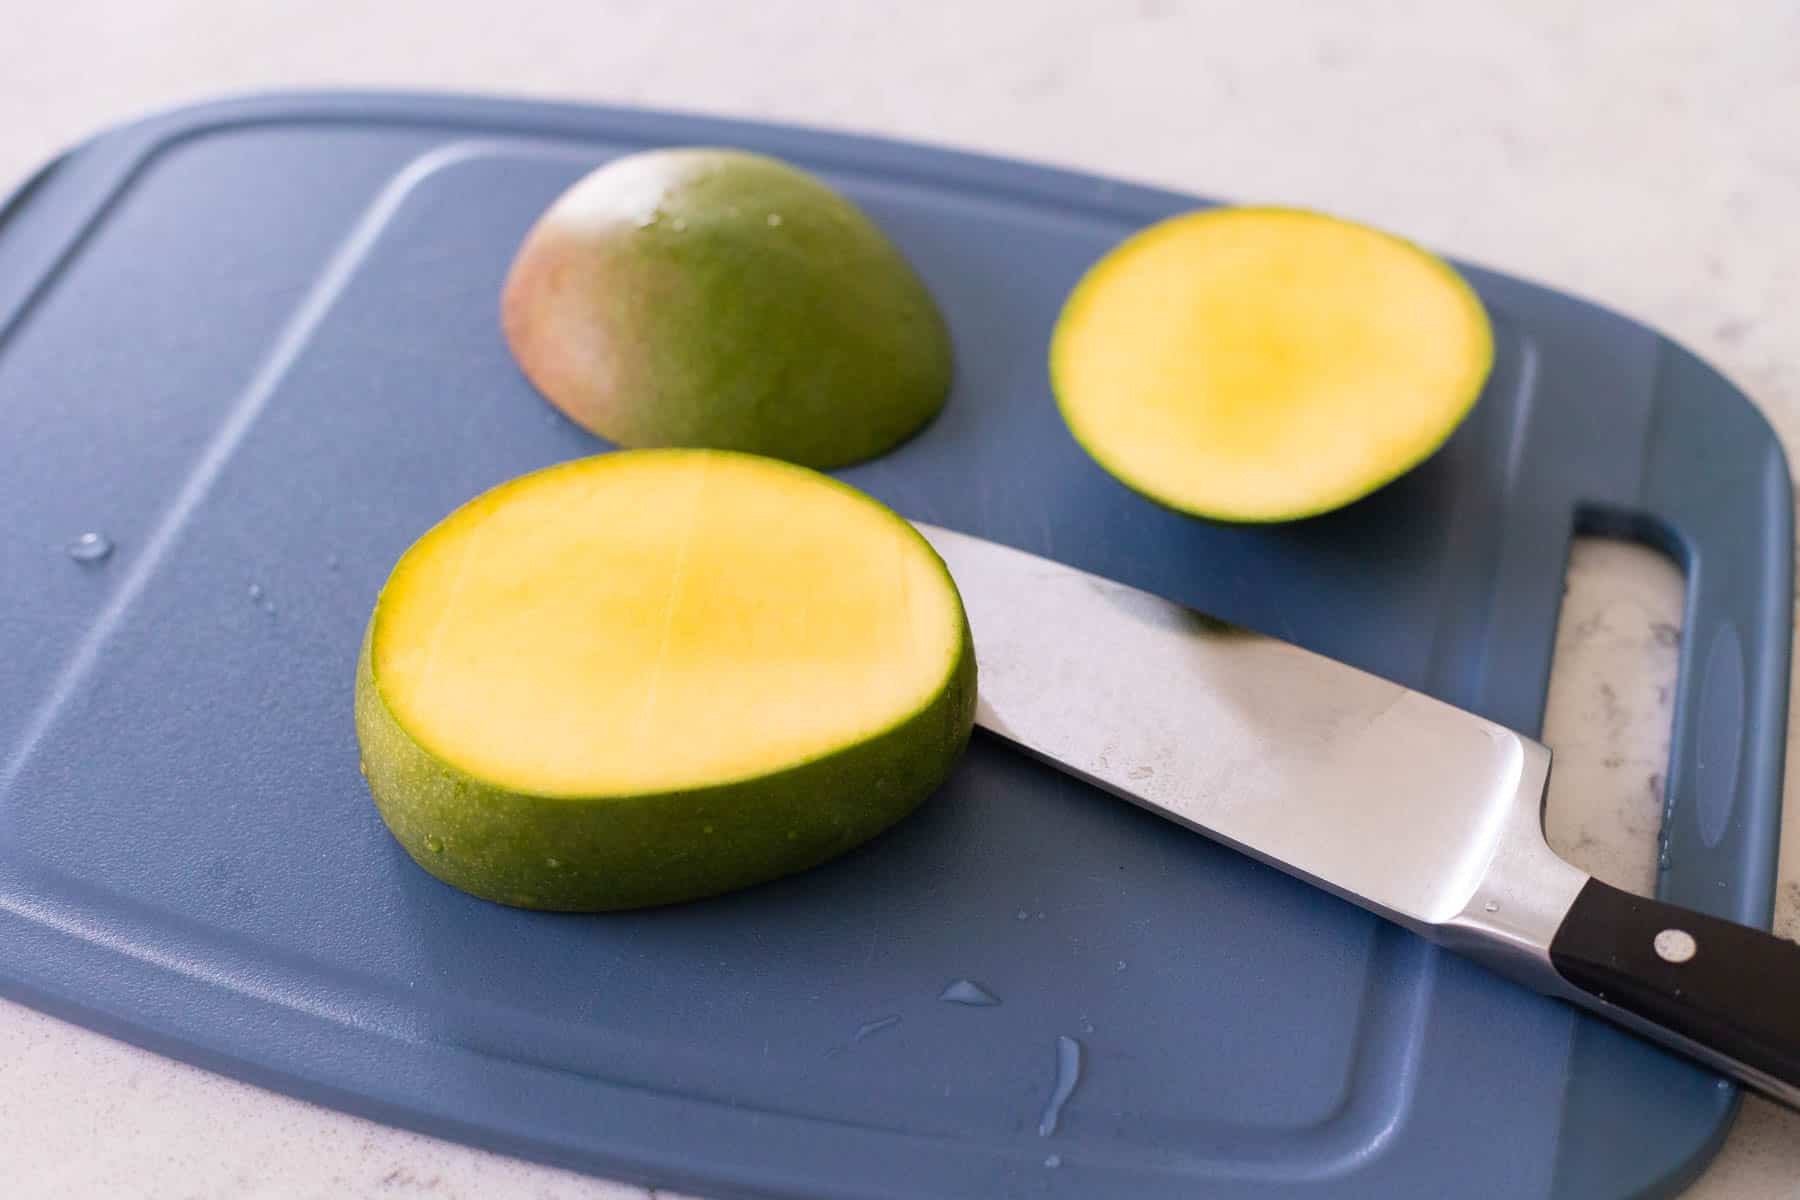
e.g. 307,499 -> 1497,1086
3,3 -> 1797,1196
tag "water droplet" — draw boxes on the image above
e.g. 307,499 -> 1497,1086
703,823 -> 715,834
261,600 -> 276,616
1015,910 -> 1030,921
1659,849 -> 1673,870
1079,1015 -> 1095,1034
1038,1035 -> 1083,1137
939,979 -> 1000,1006
545,857 -> 560,868
670,217 -> 687,232
1484,900 -> 1500,913
358,759 -> 367,777
67,531 -> 114,563
1043,1154 -> 1062,1169
247,583 -> 264,602
326,553 -> 342,571
1036,911 -> 1045,919
425,835 -> 444,855
766,212 -> 783,227
853,1015 -> 901,1042
1115,960 -> 1127,973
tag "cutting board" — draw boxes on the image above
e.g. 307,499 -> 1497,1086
0,93 -> 1788,1200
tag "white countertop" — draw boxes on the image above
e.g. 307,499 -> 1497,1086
5,2 -> 1798,1196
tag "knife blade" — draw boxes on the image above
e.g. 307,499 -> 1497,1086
914,522 -> 1800,1111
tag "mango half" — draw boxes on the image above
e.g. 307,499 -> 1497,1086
502,149 -> 954,469
355,450 -> 976,910
1051,207 -> 1494,522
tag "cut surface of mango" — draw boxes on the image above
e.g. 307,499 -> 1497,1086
1052,207 -> 1493,521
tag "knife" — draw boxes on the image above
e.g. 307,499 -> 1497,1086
914,522 -> 1800,1111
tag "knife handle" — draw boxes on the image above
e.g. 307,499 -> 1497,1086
1549,876 -> 1800,1109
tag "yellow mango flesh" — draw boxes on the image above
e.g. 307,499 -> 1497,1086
372,450 -> 966,797
1052,208 -> 1493,521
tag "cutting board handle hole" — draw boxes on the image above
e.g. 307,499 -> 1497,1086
1541,534 -> 1685,896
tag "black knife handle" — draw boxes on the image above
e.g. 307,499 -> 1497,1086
1549,877 -> 1800,1107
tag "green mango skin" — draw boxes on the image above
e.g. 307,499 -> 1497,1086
354,605 -> 976,913
502,148 -> 954,469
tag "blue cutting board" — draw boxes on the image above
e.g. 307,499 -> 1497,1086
0,93 -> 1789,1199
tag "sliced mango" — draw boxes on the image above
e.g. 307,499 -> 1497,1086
502,148 -> 954,469
356,450 -> 976,910
1051,207 -> 1493,521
